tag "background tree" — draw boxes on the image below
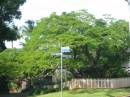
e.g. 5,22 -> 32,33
0,49 -> 24,92
0,49 -> 23,78
0,0 -> 26,51
19,20 -> 35,42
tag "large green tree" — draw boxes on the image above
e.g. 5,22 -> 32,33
0,0 -> 26,51
21,10 -> 129,78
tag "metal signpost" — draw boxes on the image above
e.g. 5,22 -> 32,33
60,46 -> 71,97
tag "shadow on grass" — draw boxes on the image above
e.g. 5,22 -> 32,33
69,88 -> 130,97
105,88 -> 130,97
69,88 -> 106,94
0,92 -> 31,97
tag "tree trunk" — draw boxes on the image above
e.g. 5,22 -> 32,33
0,40 -> 6,51
11,41 -> 13,48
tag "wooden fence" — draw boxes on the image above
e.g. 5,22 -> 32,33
66,78 -> 130,90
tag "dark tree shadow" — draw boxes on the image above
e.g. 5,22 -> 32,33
69,88 -> 130,97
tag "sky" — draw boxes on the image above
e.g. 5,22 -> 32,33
14,0 -> 129,27
6,0 -> 130,48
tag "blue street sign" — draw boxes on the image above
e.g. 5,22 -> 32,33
61,46 -> 71,53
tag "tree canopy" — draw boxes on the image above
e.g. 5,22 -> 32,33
20,10 -> 129,78
0,49 -> 23,78
0,10 -> 127,79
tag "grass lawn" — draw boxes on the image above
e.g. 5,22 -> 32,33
29,88 -> 130,97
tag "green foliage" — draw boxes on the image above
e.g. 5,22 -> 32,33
8,81 -> 18,89
21,10 -> 129,78
0,49 -> 23,78
0,0 -> 26,51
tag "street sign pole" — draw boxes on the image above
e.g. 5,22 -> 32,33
60,46 -> 71,97
60,49 -> 63,97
